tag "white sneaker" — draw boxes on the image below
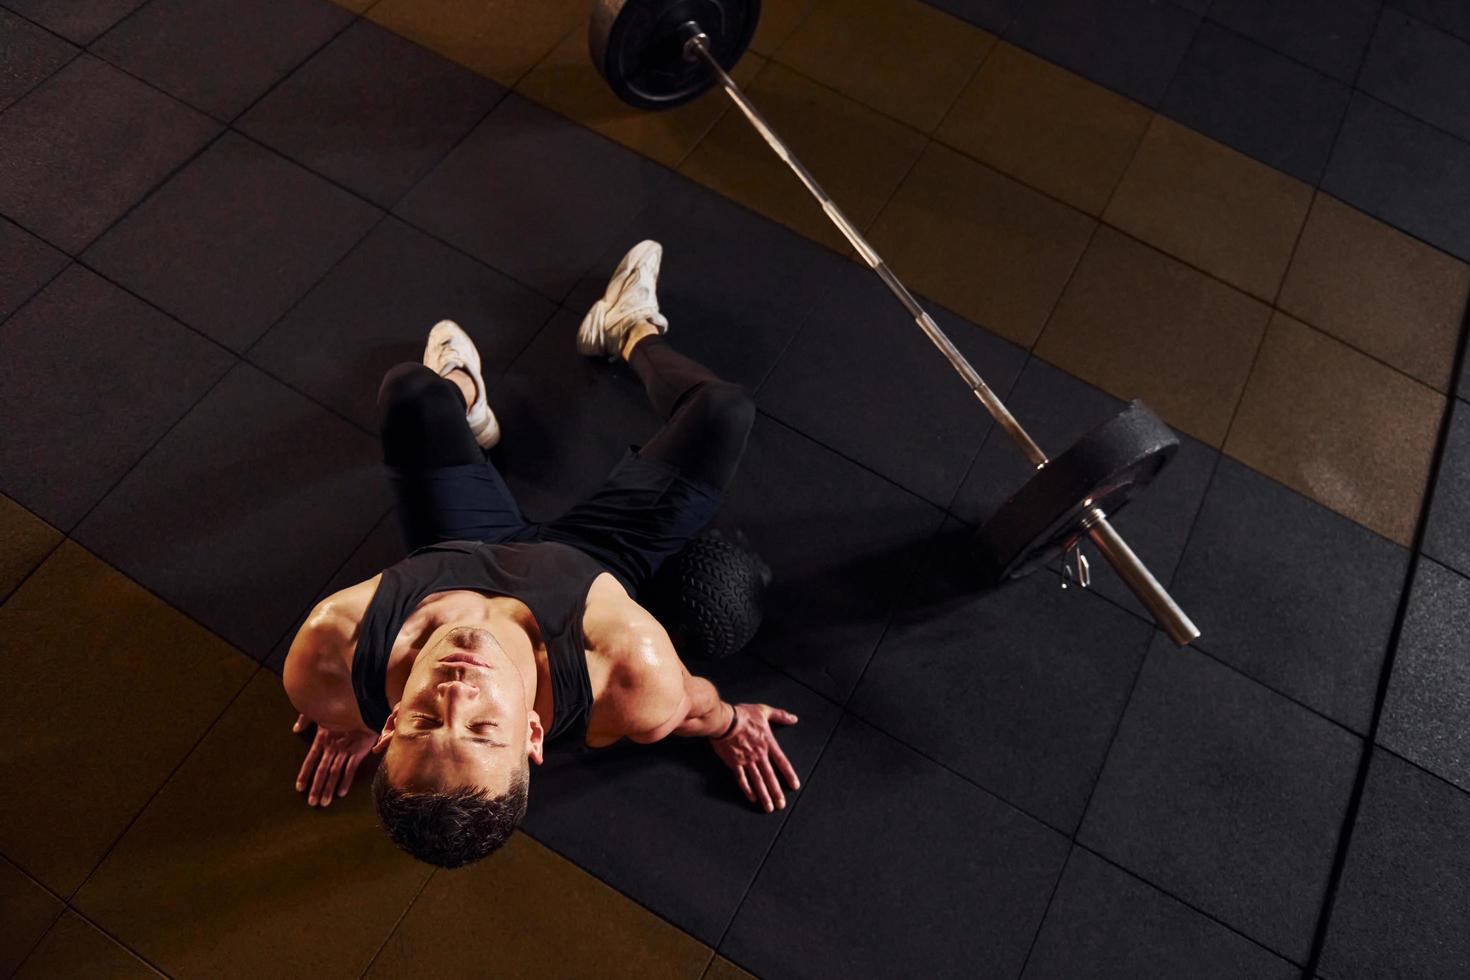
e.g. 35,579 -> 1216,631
577,240 -> 669,361
423,319 -> 500,450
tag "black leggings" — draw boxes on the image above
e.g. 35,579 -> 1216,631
376,337 -> 755,589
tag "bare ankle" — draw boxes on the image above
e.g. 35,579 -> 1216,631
620,321 -> 660,361
444,368 -> 476,410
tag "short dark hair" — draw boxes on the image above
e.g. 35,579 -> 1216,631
372,762 -> 529,868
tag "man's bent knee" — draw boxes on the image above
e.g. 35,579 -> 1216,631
685,382 -> 756,445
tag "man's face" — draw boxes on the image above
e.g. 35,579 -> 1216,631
377,626 -> 544,794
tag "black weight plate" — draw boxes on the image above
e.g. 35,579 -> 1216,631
974,401 -> 1179,580
590,0 -> 760,110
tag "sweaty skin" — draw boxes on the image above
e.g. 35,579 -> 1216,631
282,567 -> 801,813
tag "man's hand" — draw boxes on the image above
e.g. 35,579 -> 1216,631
709,703 -> 800,813
292,714 -> 376,807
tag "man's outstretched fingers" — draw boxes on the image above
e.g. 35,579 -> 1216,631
296,739 -> 324,793
773,745 -> 800,791
749,764 -> 774,812
758,756 -> 784,809
735,766 -> 756,806
773,709 -> 798,726
292,713 -> 309,734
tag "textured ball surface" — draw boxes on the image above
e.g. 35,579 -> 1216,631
646,528 -> 771,661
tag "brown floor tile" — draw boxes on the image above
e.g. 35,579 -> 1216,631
868,141 -> 1096,347
0,856 -> 62,977
1226,313 -> 1444,545
366,832 -> 711,979
326,0 -> 374,11
1279,194 -> 1470,392
74,672 -> 431,979
0,494 -> 60,603
519,23 -> 766,169
15,911 -> 161,979
367,0 -> 585,88
0,543 -> 253,896
752,0 -> 820,55
937,42 -> 1152,216
1104,117 -> 1314,301
773,0 -> 995,133
704,955 -> 759,980
1034,226 -> 1271,446
680,61 -> 927,253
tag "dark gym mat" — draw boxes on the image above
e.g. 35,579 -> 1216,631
1161,22 -> 1349,185
721,414 -> 947,704
250,217 -> 555,432
1317,749 -> 1470,980
522,655 -> 840,946
0,266 -> 233,530
91,0 -> 352,122
1079,638 -> 1361,964
3,0 -> 147,45
1322,93 -> 1470,264
1005,0 -> 1201,107
0,8 -> 75,113
1423,399 -> 1470,578
758,265 -> 1026,509
1171,456 -> 1408,735
395,94 -> 677,303
1207,0 -> 1379,83
565,175 -> 855,394
1379,558 -> 1470,793
0,55 -> 218,253
238,19 -> 506,208
84,132 -> 381,353
0,217 -> 67,323
1022,846 -> 1298,980
722,714 -> 1068,980
1359,8 -> 1470,146
73,362 -> 391,660
849,522 -> 1152,833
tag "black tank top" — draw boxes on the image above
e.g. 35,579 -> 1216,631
350,540 -> 606,748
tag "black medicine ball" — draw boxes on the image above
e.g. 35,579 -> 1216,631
646,528 -> 772,661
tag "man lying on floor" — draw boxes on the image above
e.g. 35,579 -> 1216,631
282,241 -> 800,869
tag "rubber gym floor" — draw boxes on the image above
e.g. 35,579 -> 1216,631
3,0 -> 1470,977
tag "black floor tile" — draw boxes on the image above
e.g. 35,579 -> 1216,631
758,268 -> 1027,508
721,715 -> 1070,980
1378,558 -> 1470,793
720,415 -> 947,703
1322,92 -> 1470,263
0,54 -> 218,253
1022,847 -> 1298,980
565,177 -> 854,393
265,509 -> 404,674
91,0 -> 351,121
951,358 -> 1217,621
1161,22 -> 1350,184
0,7 -> 74,112
1005,0 -> 1202,106
250,217 -> 555,432
237,20 -> 505,208
1079,639 -> 1361,963
522,656 -> 841,946
72,362 -> 391,659
849,523 -> 1151,831
1391,0 -> 1470,43
395,95 -> 677,302
1169,457 -> 1406,734
1424,400 -> 1470,576
491,308 -> 668,522
0,217 -> 67,322
921,0 -> 1017,33
1207,0 -> 1381,83
2,0 -> 146,45
84,132 -> 381,353
1318,749 -> 1470,980
1359,7 -> 1470,145
0,265 -> 233,530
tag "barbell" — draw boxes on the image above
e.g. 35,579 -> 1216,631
589,0 -> 1200,645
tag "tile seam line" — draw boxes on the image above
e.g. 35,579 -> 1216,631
0,44 -> 84,120
1299,229 -> 1470,976
0,1 -> 133,48
66,662 -> 264,909
357,863 -> 438,979
1376,724 -> 1470,802
29,903 -> 173,979
1013,619 -> 1160,978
